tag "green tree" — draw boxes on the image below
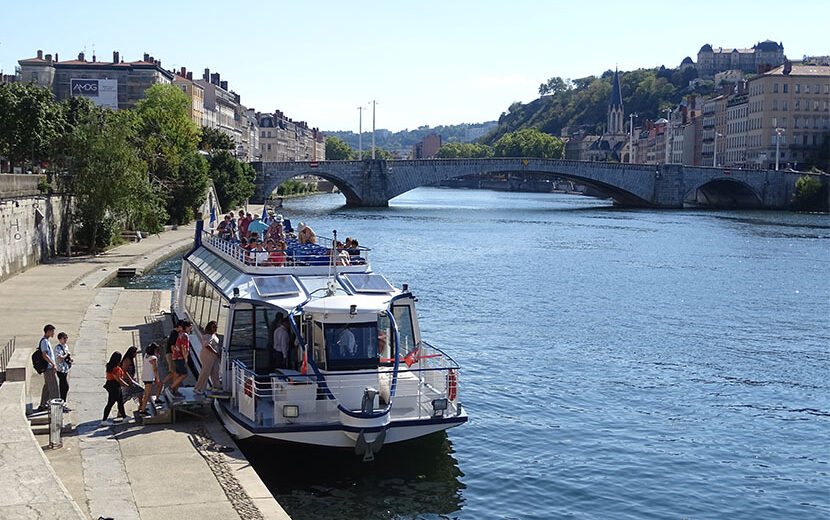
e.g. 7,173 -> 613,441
436,142 -> 494,158
538,76 -> 570,96
792,175 -> 827,211
0,83 -> 64,171
208,150 -> 255,210
359,148 -> 393,160
493,128 -> 565,158
326,136 -> 355,160
135,84 -> 207,223
70,109 -> 164,251
199,126 -> 235,151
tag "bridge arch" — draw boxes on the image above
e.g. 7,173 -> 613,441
257,168 -> 364,206
683,177 -> 763,208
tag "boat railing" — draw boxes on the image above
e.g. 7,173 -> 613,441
202,230 -> 370,269
228,348 -> 462,427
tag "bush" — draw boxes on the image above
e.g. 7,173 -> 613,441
792,175 -> 827,212
75,216 -> 120,250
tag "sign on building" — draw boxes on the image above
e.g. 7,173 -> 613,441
70,78 -> 118,110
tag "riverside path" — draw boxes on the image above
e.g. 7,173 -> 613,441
0,226 -> 290,520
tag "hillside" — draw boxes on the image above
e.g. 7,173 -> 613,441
324,121 -> 497,155
481,66 -> 704,144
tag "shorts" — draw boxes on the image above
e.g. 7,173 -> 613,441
166,353 -> 175,373
143,380 -> 155,385
174,358 -> 187,376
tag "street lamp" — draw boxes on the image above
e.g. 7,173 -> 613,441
369,100 -> 377,160
665,108 -> 672,165
774,127 -> 785,170
357,106 -> 365,160
629,113 -> 637,163
713,132 -> 723,167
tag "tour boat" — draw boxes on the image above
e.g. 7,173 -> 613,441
173,219 -> 467,459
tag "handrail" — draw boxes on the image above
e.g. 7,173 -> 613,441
0,337 -> 16,384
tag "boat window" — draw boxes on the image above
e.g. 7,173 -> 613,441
378,314 -> 392,364
312,320 -> 326,369
393,305 -> 416,356
324,322 -> 379,371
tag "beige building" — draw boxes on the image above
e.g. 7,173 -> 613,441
172,67 -> 205,127
257,111 -> 324,162
746,64 -> 830,169
725,93 -> 749,166
701,95 -> 727,166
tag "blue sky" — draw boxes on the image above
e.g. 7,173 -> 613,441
1,0 -> 827,132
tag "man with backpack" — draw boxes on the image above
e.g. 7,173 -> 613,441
37,324 -> 59,412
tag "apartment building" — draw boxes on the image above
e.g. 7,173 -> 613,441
172,67 -> 205,127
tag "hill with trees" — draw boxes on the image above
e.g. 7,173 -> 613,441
481,66 -> 704,144
325,121 -> 497,156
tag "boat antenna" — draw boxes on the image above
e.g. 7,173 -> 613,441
326,229 -> 338,296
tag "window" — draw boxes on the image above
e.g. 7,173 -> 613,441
267,144 -> 272,150
773,83 -> 779,93
796,84 -> 801,93
772,100 -> 778,111
323,322 -> 379,371
805,84 -> 810,93
783,83 -> 788,93
782,100 -> 788,111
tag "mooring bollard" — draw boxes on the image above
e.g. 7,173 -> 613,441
49,398 -> 64,448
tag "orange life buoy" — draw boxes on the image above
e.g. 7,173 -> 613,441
244,377 -> 253,398
446,369 -> 457,401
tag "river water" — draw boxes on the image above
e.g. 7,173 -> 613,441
123,188 -> 830,519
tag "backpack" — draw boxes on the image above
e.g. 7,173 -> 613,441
32,347 -> 48,374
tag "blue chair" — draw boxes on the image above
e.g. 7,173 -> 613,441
283,219 -> 293,233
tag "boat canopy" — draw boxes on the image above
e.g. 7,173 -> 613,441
301,294 -> 394,323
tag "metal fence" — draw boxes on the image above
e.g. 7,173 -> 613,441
0,337 -> 17,384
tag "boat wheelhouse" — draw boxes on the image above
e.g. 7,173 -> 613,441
175,220 -> 466,459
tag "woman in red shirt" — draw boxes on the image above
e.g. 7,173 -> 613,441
102,351 -> 128,425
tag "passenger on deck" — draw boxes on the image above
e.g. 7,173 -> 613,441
297,222 -> 316,244
268,239 -> 287,266
272,314 -> 290,370
331,241 -> 350,266
267,220 -> 285,243
251,240 -> 268,266
228,212 -> 238,238
217,215 -> 233,240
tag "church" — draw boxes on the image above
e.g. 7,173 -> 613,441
582,68 -> 629,162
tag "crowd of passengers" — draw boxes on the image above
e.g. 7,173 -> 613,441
213,209 -> 363,266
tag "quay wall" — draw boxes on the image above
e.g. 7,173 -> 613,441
0,175 -> 71,283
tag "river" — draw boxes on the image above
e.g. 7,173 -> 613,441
120,187 -> 830,519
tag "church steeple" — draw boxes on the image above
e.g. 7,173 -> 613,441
608,67 -> 624,135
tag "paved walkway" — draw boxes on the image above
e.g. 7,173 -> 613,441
0,226 -> 289,520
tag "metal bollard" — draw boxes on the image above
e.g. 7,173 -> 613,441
48,398 -> 64,448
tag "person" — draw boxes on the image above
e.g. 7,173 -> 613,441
239,212 -> 252,239
161,321 -> 183,389
37,324 -> 59,412
102,351 -> 128,425
251,240 -> 268,266
337,326 -> 357,357
269,239 -> 287,267
194,321 -> 221,395
297,222 -> 316,244
227,211 -> 238,239
54,332 -> 73,412
330,241 -> 350,266
120,346 -> 143,402
169,320 -> 192,397
217,215 -> 232,240
138,343 -> 162,415
272,314 -> 290,370
267,220 -> 285,243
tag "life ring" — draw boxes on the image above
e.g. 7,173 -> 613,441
446,369 -> 457,401
244,377 -> 253,398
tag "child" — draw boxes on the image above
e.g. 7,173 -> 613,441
139,343 -> 162,415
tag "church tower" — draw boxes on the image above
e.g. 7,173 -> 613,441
607,68 -> 624,135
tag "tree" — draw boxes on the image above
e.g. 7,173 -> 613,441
493,128 -> 564,158
208,150 -> 255,210
538,76 -> 570,96
70,109 -> 164,251
436,142 -> 494,158
325,136 -> 355,160
135,84 -> 207,223
792,175 -> 827,211
0,83 -> 64,171
199,126 -> 235,151
360,148 -> 393,160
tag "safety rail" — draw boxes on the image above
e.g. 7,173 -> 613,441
202,230 -> 370,269
0,337 -> 16,384
228,349 -> 461,428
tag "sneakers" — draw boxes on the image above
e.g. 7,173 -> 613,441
113,416 -> 125,423
171,388 -> 183,397
100,419 -> 112,426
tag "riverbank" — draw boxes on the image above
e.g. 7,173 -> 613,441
0,226 -> 289,520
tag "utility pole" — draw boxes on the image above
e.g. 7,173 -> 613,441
774,127 -> 785,170
370,100 -> 377,160
357,106 -> 365,160
713,132 -> 722,167
665,108 -> 672,165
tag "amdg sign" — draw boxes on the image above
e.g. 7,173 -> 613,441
70,79 -> 99,97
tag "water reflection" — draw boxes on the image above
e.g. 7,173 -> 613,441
238,432 -> 464,520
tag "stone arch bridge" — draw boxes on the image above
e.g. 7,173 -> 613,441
253,158 -> 814,209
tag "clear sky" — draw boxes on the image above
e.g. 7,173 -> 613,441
1,0 -> 827,132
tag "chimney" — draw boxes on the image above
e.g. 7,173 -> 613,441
45,54 -> 52,64
37,50 -> 43,59
210,73 -> 219,85
783,59 -> 792,76
186,72 -> 193,80
78,52 -> 85,61
143,52 -> 150,62
113,51 -> 119,63
220,80 -> 228,90
55,53 -> 58,62
92,53 -> 96,63
204,68 -> 210,81
180,66 -> 187,78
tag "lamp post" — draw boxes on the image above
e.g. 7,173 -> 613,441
665,108 -> 672,165
369,100 -> 377,160
357,106 -> 365,160
713,132 -> 723,167
629,113 -> 637,163
774,127 -> 785,170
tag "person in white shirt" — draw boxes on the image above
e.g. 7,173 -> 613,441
337,327 -> 357,358
272,315 -> 290,369
194,321 -> 222,394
